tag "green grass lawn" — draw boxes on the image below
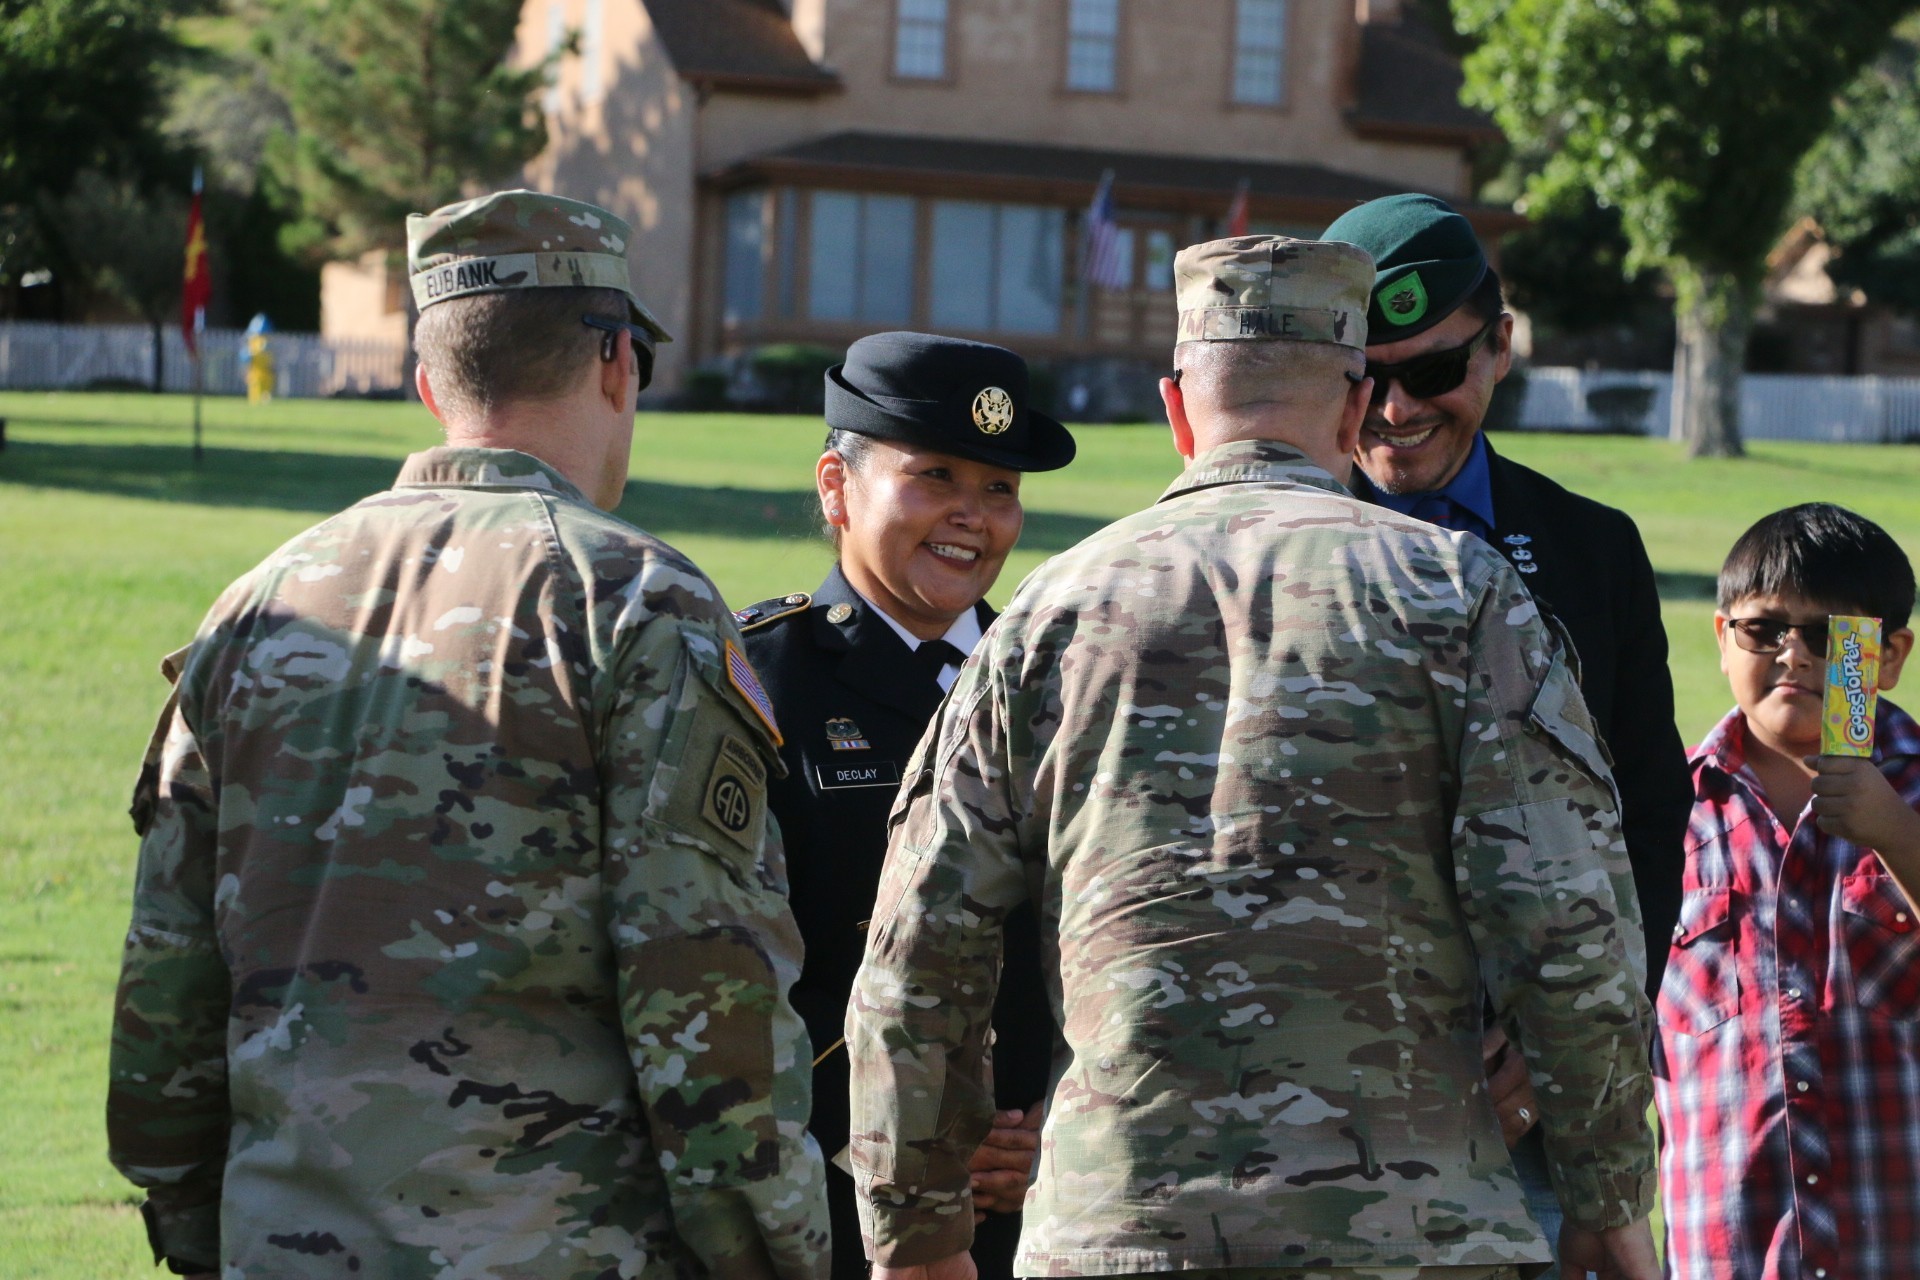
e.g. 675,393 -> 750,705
3,390 -> 1919,1273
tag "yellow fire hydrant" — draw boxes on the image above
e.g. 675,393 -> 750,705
245,332 -> 275,404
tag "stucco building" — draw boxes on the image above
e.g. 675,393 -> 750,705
322,0 -> 1510,400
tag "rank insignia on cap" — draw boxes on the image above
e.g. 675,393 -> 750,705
972,386 -> 1014,435
1378,270 -> 1429,327
724,640 -> 782,745
824,717 -> 871,752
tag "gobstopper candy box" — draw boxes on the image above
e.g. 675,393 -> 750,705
1823,615 -> 1883,757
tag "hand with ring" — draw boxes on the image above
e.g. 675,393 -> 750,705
1482,1026 -> 1541,1148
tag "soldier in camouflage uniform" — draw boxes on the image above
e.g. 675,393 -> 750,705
107,190 -> 829,1280
844,237 -> 1659,1280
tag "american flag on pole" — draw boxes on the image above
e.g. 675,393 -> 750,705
1080,169 -> 1128,290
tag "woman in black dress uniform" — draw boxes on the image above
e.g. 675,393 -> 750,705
736,333 -> 1075,1280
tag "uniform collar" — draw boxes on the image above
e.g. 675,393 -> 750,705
1348,431 -> 1497,534
394,446 -> 590,505
1158,438 -> 1352,504
858,587 -> 984,656
1694,699 -> 1920,785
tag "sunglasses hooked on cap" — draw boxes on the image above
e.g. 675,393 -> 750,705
582,314 -> 657,390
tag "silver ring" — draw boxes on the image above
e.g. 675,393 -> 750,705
1518,1108 -> 1532,1122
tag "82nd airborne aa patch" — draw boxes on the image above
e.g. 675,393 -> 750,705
703,732 -> 768,850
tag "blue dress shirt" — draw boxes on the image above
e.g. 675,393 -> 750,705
1350,431 -> 1496,543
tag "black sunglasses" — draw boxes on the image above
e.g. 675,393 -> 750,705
1726,617 -> 1831,658
582,314 -> 657,390
1364,315 -> 1498,406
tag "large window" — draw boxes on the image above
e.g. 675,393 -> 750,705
894,0 -> 949,79
722,192 -> 766,326
1065,0 -> 1120,93
808,193 -> 916,325
929,201 -> 1066,335
1232,0 -> 1288,105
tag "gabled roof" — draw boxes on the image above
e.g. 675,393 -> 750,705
715,131 -> 1521,231
641,0 -> 839,94
1347,16 -> 1497,144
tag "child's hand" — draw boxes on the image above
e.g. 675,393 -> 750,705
1807,756 -> 1920,854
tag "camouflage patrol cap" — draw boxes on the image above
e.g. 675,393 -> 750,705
406,189 -> 672,342
1174,236 -> 1372,349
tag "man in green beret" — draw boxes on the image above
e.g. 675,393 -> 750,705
845,235 -> 1658,1280
107,189 -> 828,1279
1323,192 -> 1689,1279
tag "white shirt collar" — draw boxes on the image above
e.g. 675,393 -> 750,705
853,589 -> 984,692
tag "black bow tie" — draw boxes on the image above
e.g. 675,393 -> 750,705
913,638 -> 967,684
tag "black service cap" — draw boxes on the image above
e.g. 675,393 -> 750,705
824,332 -> 1076,472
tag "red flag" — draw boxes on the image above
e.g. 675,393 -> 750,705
1225,179 -> 1251,238
181,170 -> 210,356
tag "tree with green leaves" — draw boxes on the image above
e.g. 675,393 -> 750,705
0,0 -> 189,209
1,0 -> 197,309
54,171 -> 189,389
1455,0 -> 1918,456
252,0 -> 549,264
1797,15 -> 1920,318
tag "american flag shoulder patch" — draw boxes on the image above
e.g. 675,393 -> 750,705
724,639 -> 783,746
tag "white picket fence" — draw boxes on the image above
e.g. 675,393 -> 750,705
0,321 -> 406,398
5,322 -> 1920,439
1516,366 -> 1920,443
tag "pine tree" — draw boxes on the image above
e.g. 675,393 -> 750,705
254,0 -> 548,263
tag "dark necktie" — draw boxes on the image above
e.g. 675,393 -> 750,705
913,639 -> 966,688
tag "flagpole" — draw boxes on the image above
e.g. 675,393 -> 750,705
183,166 -> 208,465
192,321 -> 204,464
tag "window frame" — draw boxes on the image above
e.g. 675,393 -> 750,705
1061,0 -> 1124,97
928,198 -> 1067,338
1228,0 -> 1291,110
803,190 -> 919,329
890,0 -> 955,84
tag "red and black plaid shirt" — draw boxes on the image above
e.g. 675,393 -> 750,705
1655,699 -> 1920,1280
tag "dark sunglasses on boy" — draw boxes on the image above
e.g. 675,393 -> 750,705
1364,314 -> 1498,406
581,314 -> 657,390
1725,616 -> 1836,658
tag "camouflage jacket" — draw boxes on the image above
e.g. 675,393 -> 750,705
109,447 -> 828,1280
846,438 -> 1655,1274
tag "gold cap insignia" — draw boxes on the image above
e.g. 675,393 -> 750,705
971,386 -> 1014,435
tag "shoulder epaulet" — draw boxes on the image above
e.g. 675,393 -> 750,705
735,592 -> 811,633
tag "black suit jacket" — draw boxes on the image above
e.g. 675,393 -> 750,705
1477,438 -> 1689,996
739,565 -> 1056,1160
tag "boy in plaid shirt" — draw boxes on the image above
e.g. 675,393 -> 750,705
1656,503 -> 1920,1280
